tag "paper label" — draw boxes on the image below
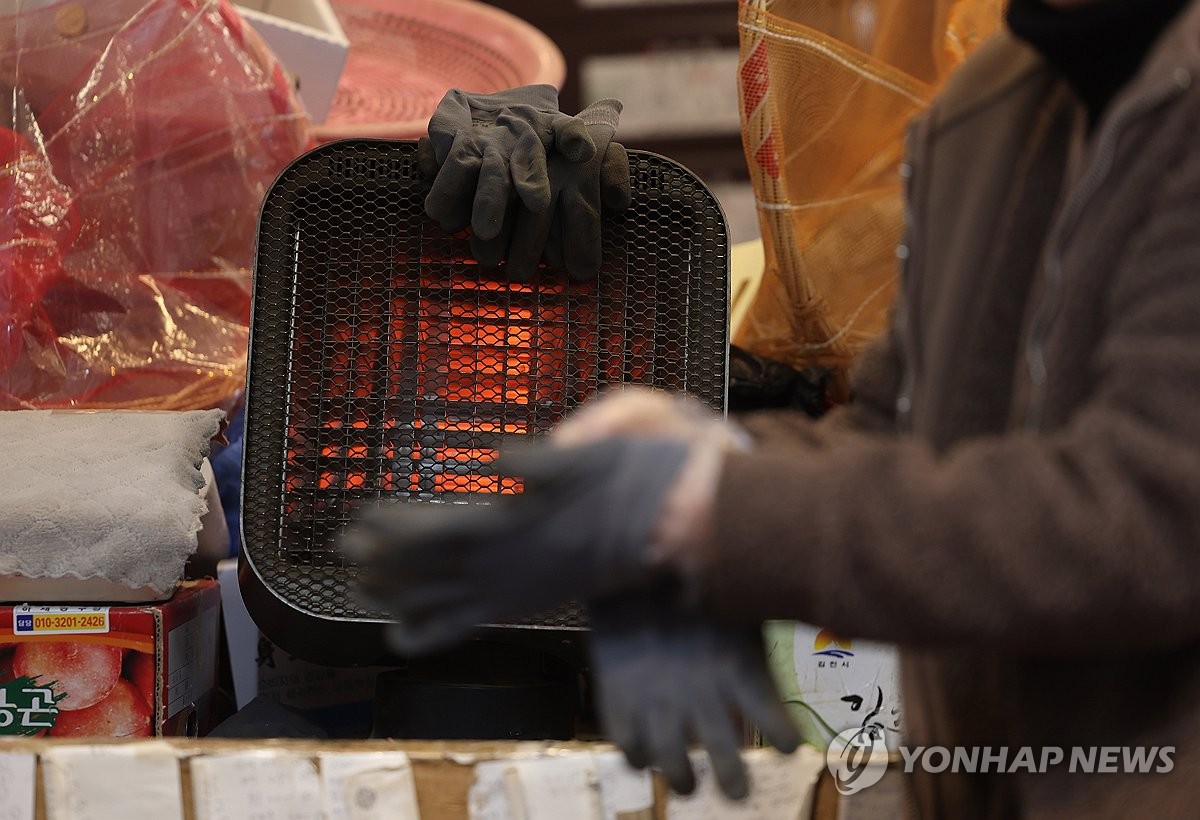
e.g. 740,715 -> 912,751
318,752 -> 420,820
506,756 -> 603,820
166,604 -> 220,717
470,752 -> 653,820
13,605 -> 109,635
42,743 -> 184,820
666,749 -> 825,820
191,751 -> 323,820
0,751 -> 36,820
470,759 -> 516,820
594,752 -> 654,820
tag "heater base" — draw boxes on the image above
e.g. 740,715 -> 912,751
370,641 -> 584,741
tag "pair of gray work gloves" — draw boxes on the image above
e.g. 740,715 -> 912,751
418,85 -> 631,280
346,393 -> 800,800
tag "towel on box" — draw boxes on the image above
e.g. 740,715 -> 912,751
0,409 -> 224,595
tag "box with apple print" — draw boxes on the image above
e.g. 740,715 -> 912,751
0,580 -> 220,738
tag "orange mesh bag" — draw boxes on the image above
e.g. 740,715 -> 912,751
737,0 -> 1002,397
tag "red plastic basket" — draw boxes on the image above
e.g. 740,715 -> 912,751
313,0 -> 565,141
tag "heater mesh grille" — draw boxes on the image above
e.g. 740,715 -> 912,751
243,140 -> 729,627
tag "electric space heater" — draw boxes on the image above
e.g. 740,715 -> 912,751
240,140 -> 729,668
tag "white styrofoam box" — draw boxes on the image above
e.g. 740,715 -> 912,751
581,47 -> 741,140
216,559 -> 258,709
236,0 -> 349,124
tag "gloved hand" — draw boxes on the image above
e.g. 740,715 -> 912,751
589,584 -> 801,800
344,436 -> 690,655
421,85 -> 594,236
555,387 -> 745,579
508,99 -> 632,281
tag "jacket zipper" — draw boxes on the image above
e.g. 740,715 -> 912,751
1023,69 -> 1193,430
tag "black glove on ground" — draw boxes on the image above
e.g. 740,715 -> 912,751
589,585 -> 801,800
344,437 -> 689,655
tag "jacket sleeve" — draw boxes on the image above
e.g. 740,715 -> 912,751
705,163 -> 1200,654
733,316 -> 905,445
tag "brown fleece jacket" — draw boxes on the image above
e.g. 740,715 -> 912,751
707,4 -> 1200,819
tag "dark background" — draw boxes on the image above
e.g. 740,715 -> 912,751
481,1 -> 753,203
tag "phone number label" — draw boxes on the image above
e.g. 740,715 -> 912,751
13,606 -> 110,635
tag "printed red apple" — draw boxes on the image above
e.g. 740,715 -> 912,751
2,647 -> 46,736
123,650 -> 157,710
13,642 -> 122,711
49,678 -> 152,738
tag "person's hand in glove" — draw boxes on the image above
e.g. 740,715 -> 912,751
553,387 -> 740,580
419,85 -> 594,237
343,433 -> 692,655
554,388 -> 799,799
589,583 -> 801,800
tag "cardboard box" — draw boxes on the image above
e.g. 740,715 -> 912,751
236,0 -> 349,124
766,621 -> 903,753
0,581 -> 221,738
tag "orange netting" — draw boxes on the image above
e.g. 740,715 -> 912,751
736,0 -> 1003,397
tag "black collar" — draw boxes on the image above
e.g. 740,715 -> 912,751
1006,0 -> 1191,125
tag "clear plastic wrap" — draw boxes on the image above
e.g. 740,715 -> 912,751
1,0 -> 309,409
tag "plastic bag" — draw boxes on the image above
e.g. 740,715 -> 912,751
736,0 -> 1002,398
0,0 -> 309,409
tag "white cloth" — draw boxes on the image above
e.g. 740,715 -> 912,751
0,409 -> 225,595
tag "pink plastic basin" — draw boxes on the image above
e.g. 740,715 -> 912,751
314,0 -> 566,141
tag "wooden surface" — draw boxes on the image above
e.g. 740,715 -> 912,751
0,737 -> 907,819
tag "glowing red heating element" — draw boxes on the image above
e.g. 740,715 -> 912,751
411,275 -> 573,495
282,270 -> 616,503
